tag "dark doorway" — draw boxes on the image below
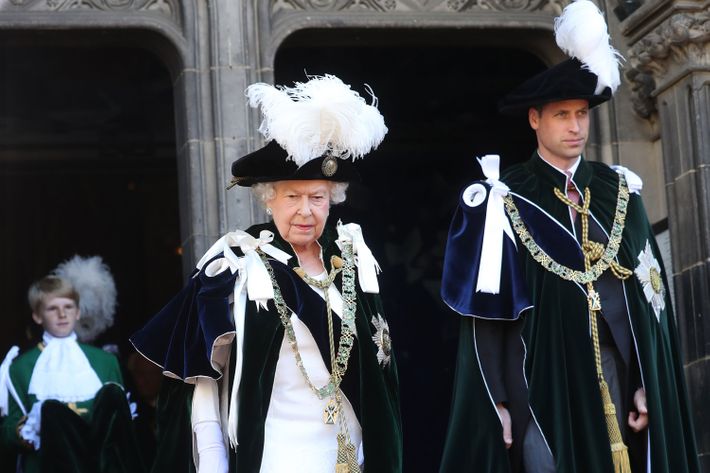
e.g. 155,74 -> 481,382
0,33 -> 182,361
276,28 -> 544,472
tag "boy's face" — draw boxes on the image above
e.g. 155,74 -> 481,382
32,295 -> 80,338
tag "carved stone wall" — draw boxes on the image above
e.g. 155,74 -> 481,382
0,0 -> 180,24
623,2 -> 710,470
626,9 -> 709,118
271,0 -> 565,13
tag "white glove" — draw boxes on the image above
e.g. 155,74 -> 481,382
194,420 -> 228,473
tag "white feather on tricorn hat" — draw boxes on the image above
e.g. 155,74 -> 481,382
229,74 -> 387,188
498,0 -> 623,115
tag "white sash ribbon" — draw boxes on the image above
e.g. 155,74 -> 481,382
336,221 -> 381,294
475,155 -> 516,294
611,165 -> 643,194
0,346 -> 21,416
196,230 -> 291,449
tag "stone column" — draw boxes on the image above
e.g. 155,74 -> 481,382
625,4 -> 709,469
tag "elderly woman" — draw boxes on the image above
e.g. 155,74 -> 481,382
131,75 -> 402,473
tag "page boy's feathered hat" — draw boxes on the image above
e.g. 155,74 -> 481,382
229,74 -> 387,188
53,255 -> 117,343
498,0 -> 622,115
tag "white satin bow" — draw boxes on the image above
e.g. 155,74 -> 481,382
336,221 -> 381,294
475,154 -> 516,294
196,230 -> 291,310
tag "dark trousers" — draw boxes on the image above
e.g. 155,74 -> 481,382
39,383 -> 146,473
523,344 -> 627,473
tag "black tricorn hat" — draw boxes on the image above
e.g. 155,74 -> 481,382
498,58 -> 612,115
229,141 -> 359,188
228,74 -> 387,189
499,0 -> 621,116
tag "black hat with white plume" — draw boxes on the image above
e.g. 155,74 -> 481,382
498,0 -> 622,115
229,74 -> 387,188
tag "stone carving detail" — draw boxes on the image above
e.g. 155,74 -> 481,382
273,0 -> 566,13
626,11 -> 710,118
2,0 -> 176,18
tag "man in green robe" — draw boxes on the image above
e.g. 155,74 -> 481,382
440,1 -> 699,472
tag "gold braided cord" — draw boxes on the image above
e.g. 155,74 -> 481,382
553,179 -> 632,473
502,174 -> 631,285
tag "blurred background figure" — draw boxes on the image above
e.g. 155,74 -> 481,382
0,256 -> 147,473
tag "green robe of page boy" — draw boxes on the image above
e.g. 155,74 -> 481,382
1,341 -> 124,473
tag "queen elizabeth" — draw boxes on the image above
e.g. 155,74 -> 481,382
131,75 -> 402,473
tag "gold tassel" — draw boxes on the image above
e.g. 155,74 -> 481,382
335,433 -> 360,473
600,380 -> 632,473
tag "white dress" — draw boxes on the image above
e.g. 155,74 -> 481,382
260,273 -> 363,473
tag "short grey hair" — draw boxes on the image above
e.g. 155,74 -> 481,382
251,181 -> 349,208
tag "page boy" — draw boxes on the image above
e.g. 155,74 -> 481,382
0,275 -> 144,473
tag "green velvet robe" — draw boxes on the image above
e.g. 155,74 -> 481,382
1,342 -> 124,473
441,155 -> 699,472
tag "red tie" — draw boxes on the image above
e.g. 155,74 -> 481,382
566,171 -> 580,221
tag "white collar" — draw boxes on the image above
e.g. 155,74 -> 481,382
28,331 -> 103,403
537,151 -> 581,179
42,331 -> 78,346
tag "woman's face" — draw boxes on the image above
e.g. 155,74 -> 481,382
268,180 -> 332,252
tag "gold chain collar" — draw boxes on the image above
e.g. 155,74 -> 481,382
502,173 -> 631,285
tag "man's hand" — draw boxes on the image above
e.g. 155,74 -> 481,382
496,403 -> 513,449
627,387 -> 648,433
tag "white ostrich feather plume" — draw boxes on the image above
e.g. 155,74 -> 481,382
246,75 -> 387,167
554,0 -> 623,94
53,255 -> 117,343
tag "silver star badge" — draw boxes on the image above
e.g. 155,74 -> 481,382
371,313 -> 392,368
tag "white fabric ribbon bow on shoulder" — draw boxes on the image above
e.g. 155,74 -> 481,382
196,230 -> 291,310
464,154 -> 516,295
611,165 -> 643,194
195,229 -> 291,449
336,221 -> 381,294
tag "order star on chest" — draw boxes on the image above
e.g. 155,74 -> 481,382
634,240 -> 666,321
371,313 -> 391,367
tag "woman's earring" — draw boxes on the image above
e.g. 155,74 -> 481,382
266,208 -> 272,216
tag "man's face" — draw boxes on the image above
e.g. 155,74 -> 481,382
32,295 -> 80,338
529,99 -> 590,168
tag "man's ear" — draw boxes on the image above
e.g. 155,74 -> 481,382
528,107 -> 540,130
31,312 -> 43,326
